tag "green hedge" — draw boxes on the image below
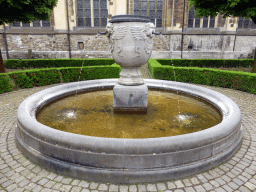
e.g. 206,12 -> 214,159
0,63 -> 121,94
3,58 -> 115,69
156,58 -> 253,68
148,59 -> 256,94
0,75 -> 13,94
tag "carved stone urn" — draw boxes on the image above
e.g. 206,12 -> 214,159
99,15 -> 160,112
106,15 -> 156,85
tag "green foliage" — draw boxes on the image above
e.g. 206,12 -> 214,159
148,59 -> 256,94
3,58 -> 116,69
0,59 -> 121,94
0,74 -> 13,94
26,69 -> 62,86
187,0 -> 256,24
8,72 -> 33,89
156,59 -> 253,68
0,0 -> 58,26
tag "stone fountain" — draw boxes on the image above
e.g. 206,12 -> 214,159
99,15 -> 161,112
15,15 -> 243,184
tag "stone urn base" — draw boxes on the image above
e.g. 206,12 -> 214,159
113,83 -> 148,112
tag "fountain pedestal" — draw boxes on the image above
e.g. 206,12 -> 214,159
102,15 -> 157,112
113,83 -> 148,112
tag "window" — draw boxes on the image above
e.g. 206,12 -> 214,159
238,17 -> 255,29
188,5 -> 215,28
77,0 -> 108,27
133,0 -> 163,27
12,20 -> 50,27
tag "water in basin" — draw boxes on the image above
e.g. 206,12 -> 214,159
36,88 -> 222,139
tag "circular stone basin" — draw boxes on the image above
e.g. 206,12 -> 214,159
16,79 -> 243,184
36,89 -> 222,139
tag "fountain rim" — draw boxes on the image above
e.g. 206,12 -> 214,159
17,79 -> 241,154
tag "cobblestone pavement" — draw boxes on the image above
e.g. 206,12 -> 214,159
0,64 -> 256,191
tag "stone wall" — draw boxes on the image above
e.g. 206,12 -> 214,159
1,30 -> 256,60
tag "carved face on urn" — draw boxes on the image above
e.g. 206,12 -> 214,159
107,15 -> 156,68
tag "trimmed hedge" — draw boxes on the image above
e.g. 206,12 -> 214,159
0,75 -> 13,94
0,63 -> 121,94
156,58 -> 253,68
3,58 -> 115,69
148,59 -> 256,94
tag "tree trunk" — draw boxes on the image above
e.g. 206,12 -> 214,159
253,49 -> 256,73
0,49 -> 5,73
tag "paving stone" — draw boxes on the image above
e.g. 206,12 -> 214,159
46,173 -> 57,180
31,166 -> 41,173
44,180 -> 56,188
182,179 -> 192,187
167,182 -> 176,189
41,189 -> 52,192
157,183 -> 166,190
81,189 -> 90,192
147,184 -> 157,191
214,188 -> 226,192
215,178 -> 226,186
190,177 -> 200,185
137,185 -> 146,192
227,181 -> 239,189
109,184 -> 118,192
71,179 -> 81,186
31,185 -> 43,192
52,183 -> 63,190
221,175 -> 231,183
61,178 -> 73,185
54,175 -> 64,182
78,181 -> 90,188
71,186 -> 82,192
60,185 -> 73,192
6,183 -> 18,191
202,183 -> 213,190
184,187 -> 196,192
239,186 -> 252,192
129,185 -> 137,192
210,180 -> 220,187
194,185 -> 206,192
232,178 -> 244,185
222,184 -> 233,192
18,179 -> 30,187
38,178 -> 49,185
244,181 -> 256,190
24,183 -> 37,191
175,180 -> 185,188
12,188 -> 24,192
2,180 -> 14,188
98,184 -> 108,191
90,182 -> 99,189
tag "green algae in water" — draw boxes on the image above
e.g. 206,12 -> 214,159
36,89 -> 222,139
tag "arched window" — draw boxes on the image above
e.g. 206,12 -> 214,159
133,0 -> 163,27
77,0 -> 107,27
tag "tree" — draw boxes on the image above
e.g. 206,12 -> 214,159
187,0 -> 256,72
0,0 -> 58,26
187,0 -> 256,24
0,0 -> 58,73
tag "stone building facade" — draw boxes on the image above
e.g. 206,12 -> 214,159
0,0 -> 256,60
